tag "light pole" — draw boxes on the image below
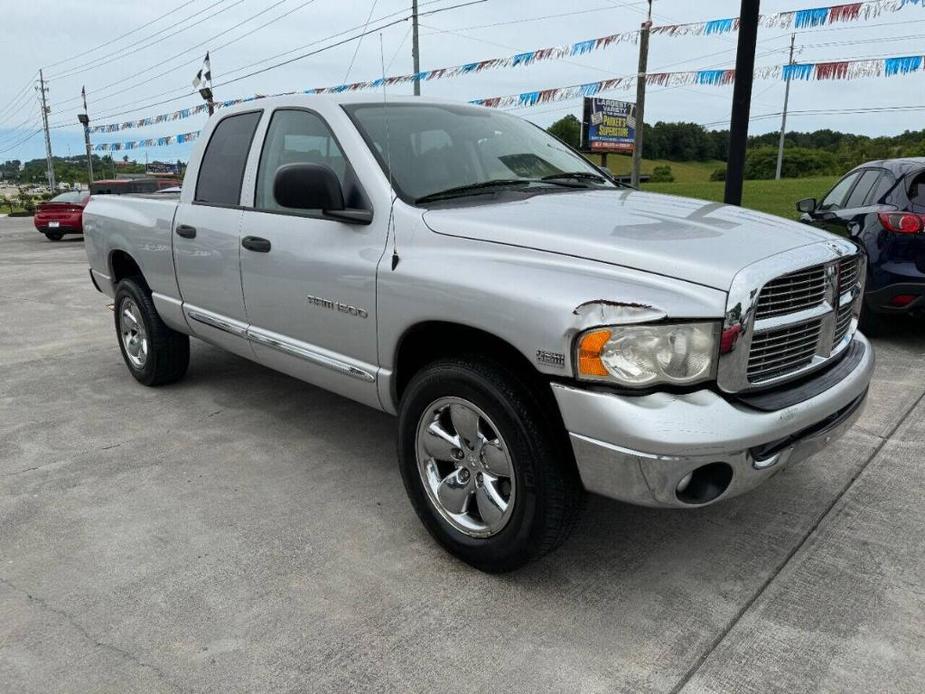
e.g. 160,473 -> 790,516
77,86 -> 94,185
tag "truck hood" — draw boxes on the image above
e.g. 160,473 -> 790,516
422,189 -> 832,291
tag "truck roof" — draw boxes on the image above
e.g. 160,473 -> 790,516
218,93 -> 483,115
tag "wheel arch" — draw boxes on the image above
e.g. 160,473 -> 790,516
391,321 -> 551,410
109,249 -> 149,292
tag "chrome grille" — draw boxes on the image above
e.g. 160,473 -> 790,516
833,304 -> 853,345
718,242 -> 865,393
755,265 -> 827,319
838,256 -> 859,291
747,318 -> 823,383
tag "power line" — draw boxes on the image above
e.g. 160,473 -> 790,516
42,0 -> 201,71
50,0 -> 456,124
343,0 -> 381,83
49,0 -> 238,81
0,129 -> 42,156
0,74 -> 40,125
56,0 -> 316,113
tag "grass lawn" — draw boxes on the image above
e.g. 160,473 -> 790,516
642,176 -> 839,220
587,153 -> 838,219
592,153 -> 725,184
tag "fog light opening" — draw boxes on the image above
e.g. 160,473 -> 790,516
675,462 -> 733,505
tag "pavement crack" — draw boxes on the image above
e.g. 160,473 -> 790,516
0,575 -> 186,693
670,387 -> 925,694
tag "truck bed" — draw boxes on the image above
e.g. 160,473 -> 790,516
83,194 -> 181,303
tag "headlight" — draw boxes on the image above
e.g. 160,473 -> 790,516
576,322 -> 719,387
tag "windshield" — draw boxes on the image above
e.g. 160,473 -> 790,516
50,191 -> 85,203
343,103 -> 614,203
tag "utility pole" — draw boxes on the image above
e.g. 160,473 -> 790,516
411,0 -> 421,96
775,33 -> 796,180
37,69 -> 56,191
77,86 -> 94,185
724,0 -> 761,206
630,0 -> 652,188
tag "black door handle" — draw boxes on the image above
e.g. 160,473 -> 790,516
242,236 -> 271,253
175,224 -> 197,239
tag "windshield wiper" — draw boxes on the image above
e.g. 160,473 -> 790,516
415,179 -> 533,204
540,171 -> 608,184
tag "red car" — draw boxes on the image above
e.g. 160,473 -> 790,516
34,191 -> 90,241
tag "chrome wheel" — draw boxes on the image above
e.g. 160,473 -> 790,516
119,298 -> 148,369
415,397 -> 516,538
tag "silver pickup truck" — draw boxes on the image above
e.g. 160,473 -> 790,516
84,95 -> 874,572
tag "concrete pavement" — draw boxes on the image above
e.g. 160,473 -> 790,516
1,216 -> 923,693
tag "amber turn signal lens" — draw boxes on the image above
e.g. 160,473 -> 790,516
577,329 -> 612,377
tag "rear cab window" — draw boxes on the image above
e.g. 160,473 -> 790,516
195,111 -> 262,206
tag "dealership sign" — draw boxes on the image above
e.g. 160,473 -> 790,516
581,97 -> 636,153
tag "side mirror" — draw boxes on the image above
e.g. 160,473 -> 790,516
274,163 -> 345,210
273,164 -> 373,224
796,197 -> 817,214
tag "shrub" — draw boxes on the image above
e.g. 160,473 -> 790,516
710,168 -> 726,181
744,147 -> 839,180
650,165 -> 674,183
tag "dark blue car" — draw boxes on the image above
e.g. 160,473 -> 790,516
797,158 -> 925,332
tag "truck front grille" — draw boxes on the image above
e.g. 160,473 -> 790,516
754,265 -> 827,319
747,318 -> 823,383
833,303 -> 853,345
838,256 -> 859,291
742,253 -> 862,388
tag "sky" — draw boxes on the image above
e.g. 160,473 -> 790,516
2,0 -> 925,166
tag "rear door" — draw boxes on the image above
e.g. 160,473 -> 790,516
173,110 -> 262,358
238,107 -> 387,408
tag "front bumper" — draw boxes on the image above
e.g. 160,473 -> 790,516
552,332 -> 875,508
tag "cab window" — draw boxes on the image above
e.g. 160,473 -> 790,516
195,111 -> 262,206
255,109 -> 347,212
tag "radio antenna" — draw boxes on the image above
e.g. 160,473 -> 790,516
379,32 -> 399,271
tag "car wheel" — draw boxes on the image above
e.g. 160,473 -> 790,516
45,232 -> 63,241
398,357 -> 583,572
114,277 -> 190,386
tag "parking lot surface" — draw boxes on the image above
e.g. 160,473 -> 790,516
1,215 -> 923,693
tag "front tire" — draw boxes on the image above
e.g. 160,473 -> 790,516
398,358 -> 582,572
114,278 -> 190,386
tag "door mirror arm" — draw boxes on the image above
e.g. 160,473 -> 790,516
323,208 -> 373,225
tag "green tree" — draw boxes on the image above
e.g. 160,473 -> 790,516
547,114 -> 582,149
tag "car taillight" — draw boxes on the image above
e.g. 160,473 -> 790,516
878,212 -> 925,233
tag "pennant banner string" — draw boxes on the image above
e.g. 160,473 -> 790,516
93,51 -> 925,151
86,0 -> 925,135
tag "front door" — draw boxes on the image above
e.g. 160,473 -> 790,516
239,108 -> 388,408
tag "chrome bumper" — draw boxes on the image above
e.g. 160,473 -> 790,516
551,333 -> 875,508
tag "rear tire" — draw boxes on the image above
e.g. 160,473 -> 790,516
398,357 -> 583,572
45,232 -> 63,241
114,277 -> 189,386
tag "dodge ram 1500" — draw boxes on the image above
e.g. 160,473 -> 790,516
83,96 -> 874,571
